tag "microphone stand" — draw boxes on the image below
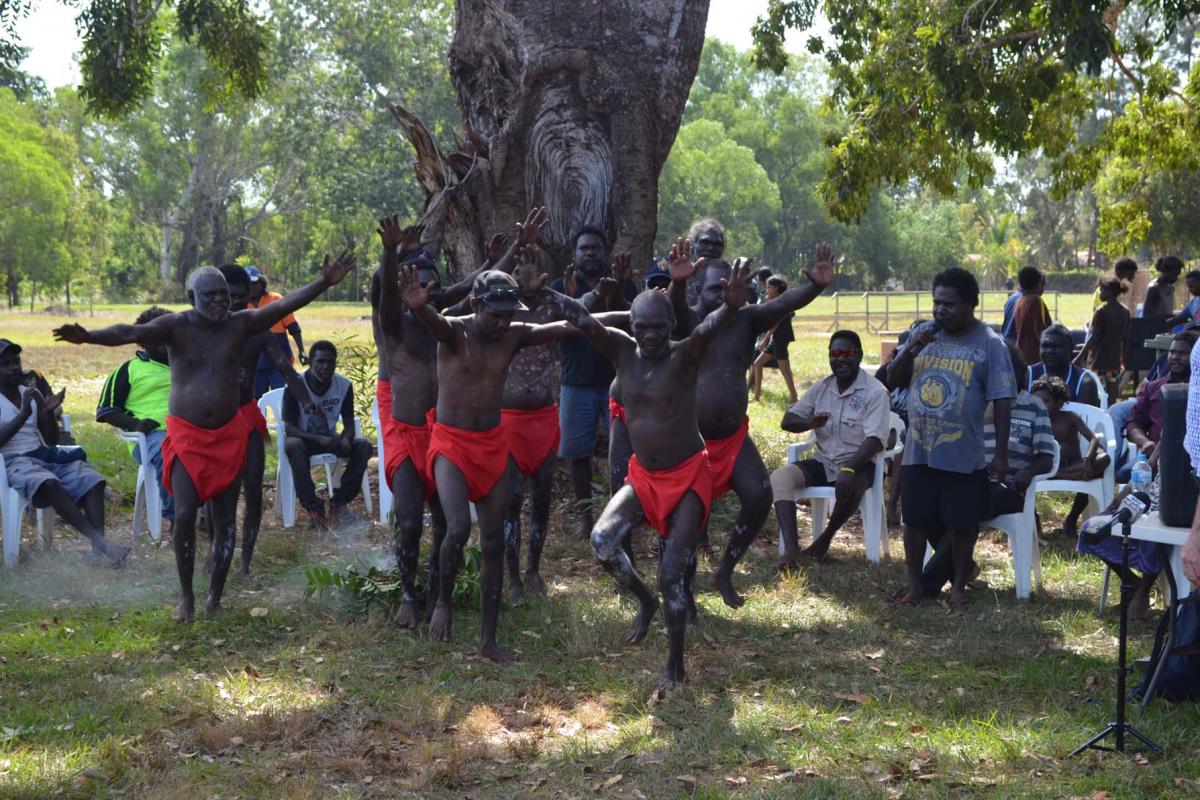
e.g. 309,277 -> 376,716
1070,515 -> 1163,757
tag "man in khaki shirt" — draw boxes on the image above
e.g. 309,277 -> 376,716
771,330 -> 892,570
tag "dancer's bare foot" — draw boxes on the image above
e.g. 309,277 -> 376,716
625,597 -> 660,645
524,571 -> 546,595
174,596 -> 195,623
205,596 -> 223,618
394,601 -> 420,629
478,643 -> 515,663
429,602 -> 453,642
710,570 -> 746,609
508,577 -> 526,606
658,662 -> 685,690
100,542 -> 131,568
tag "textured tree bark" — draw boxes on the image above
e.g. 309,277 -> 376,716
394,0 -> 709,278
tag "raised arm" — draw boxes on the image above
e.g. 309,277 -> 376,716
748,242 -> 835,333
489,207 -> 549,275
684,261 -> 751,363
54,312 -> 176,348
538,287 -> 628,356
399,264 -> 455,344
241,251 -> 356,335
377,216 -> 424,337
666,237 -> 700,336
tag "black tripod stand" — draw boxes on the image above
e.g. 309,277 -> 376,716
1070,518 -> 1163,757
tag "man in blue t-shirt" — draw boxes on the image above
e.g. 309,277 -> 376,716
549,226 -> 637,539
887,268 -> 1016,610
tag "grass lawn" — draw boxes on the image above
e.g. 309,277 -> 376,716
3,297 -> 1200,799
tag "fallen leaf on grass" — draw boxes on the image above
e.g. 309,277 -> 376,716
1091,792 -> 1108,800
244,665 -> 260,679
834,716 -> 853,725
865,649 -> 884,660
249,607 -> 269,617
1083,675 -> 1096,690
908,725 -> 926,735
777,723 -> 804,733
602,774 -> 623,788
834,692 -> 871,704
675,775 -> 697,791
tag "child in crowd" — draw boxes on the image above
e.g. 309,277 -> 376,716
1075,276 -> 1129,402
1031,375 -> 1110,537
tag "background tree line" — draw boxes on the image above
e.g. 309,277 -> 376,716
1,0 -> 1197,307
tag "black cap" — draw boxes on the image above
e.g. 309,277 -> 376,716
472,270 -> 527,311
0,339 -> 21,358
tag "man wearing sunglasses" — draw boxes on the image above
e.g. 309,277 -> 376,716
669,241 -> 834,610
770,331 -> 891,569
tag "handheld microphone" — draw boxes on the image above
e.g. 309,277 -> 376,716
1081,491 -> 1152,543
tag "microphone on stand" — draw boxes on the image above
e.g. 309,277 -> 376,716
1080,491 -> 1152,544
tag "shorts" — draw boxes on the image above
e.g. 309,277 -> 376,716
3,455 -> 104,507
769,459 -> 834,503
557,384 -> 610,461
900,465 -> 989,530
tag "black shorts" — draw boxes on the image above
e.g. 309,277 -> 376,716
798,459 -> 834,488
901,465 -> 990,530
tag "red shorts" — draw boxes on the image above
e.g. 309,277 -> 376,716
377,380 -> 435,500
704,416 -> 749,498
239,401 -> 269,441
609,397 -> 627,425
162,413 -> 251,502
625,449 -> 713,538
427,421 -> 510,502
501,404 -> 560,477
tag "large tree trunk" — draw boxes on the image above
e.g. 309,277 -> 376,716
395,0 -> 709,277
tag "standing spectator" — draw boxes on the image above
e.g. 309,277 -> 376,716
1026,324 -> 1102,407
1075,277 -> 1130,402
282,341 -> 373,528
549,226 -> 636,539
750,275 -> 798,403
248,267 -> 308,397
887,268 -> 1016,610
1001,271 -> 1024,340
0,340 -> 128,564
1092,258 -> 1138,311
684,217 -> 726,305
1165,269 -> 1200,331
918,340 -> 1055,598
1141,255 -> 1183,318
95,307 -> 174,526
1011,266 -> 1052,365
1183,339 -> 1200,586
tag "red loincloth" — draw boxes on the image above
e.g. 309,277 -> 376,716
625,449 -> 712,538
377,380 -> 436,500
501,404 -> 560,477
427,421 -> 510,502
162,413 -> 251,502
608,397 -> 626,425
240,401 -> 269,441
704,416 -> 749,498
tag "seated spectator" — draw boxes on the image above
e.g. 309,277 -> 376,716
770,330 -> 890,569
1142,255 -> 1183,318
1077,445 -> 1163,619
1027,323 -> 1102,407
1075,277 -> 1130,403
95,307 -> 174,525
1031,375 -> 1111,537
282,340 -> 373,529
1126,332 -> 1196,458
751,275 -> 798,404
918,341 -> 1055,598
0,339 -> 128,564
1165,269 -> 1200,331
1012,266 -> 1052,365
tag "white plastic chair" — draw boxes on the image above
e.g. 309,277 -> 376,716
371,397 -> 394,526
2,412 -> 77,566
779,412 -> 906,564
258,388 -> 373,529
117,430 -> 163,542
1036,401 -> 1116,521
1080,367 -> 1109,410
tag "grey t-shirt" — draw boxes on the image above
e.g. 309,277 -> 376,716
903,322 -> 1016,473
286,373 -> 352,436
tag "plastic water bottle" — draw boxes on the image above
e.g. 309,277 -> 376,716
1130,452 -> 1152,495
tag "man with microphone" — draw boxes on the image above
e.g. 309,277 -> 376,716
887,268 -> 1016,610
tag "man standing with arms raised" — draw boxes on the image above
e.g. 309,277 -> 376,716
887,267 -> 1015,610
54,254 -> 355,621
670,242 -> 834,608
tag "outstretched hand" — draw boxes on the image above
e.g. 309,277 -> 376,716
611,252 -> 634,285
722,260 -> 751,310
803,241 -> 835,289
42,388 -> 66,415
321,250 -> 357,286
53,324 -> 90,345
667,237 -> 698,283
399,264 -> 435,309
564,264 -> 578,297
516,206 -> 549,247
596,277 -> 620,300
377,215 -> 423,256
515,249 -> 549,293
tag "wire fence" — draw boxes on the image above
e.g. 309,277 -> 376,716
825,291 -> 1061,334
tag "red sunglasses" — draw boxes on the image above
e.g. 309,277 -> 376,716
828,348 -> 859,359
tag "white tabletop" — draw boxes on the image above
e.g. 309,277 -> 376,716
1130,512 -> 1191,599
